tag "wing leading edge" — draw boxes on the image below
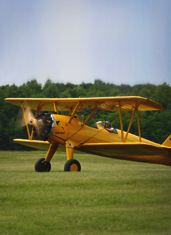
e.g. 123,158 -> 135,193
78,142 -> 171,166
13,139 -> 50,150
5,96 -> 163,112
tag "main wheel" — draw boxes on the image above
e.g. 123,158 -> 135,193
35,158 -> 51,172
64,159 -> 81,172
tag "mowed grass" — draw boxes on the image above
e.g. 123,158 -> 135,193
0,151 -> 171,235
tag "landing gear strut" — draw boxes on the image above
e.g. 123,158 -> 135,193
35,142 -> 58,172
35,158 -> 51,172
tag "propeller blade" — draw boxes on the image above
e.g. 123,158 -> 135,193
21,108 -> 37,127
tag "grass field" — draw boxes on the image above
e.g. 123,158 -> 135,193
0,151 -> 171,235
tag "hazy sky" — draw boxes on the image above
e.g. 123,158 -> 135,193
0,0 -> 171,87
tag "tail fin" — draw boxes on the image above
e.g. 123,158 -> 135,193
162,135 -> 171,147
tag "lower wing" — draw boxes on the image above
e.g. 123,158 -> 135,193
13,139 -> 50,150
79,142 -> 171,166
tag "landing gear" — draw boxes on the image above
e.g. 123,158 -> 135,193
35,158 -> 51,172
64,159 -> 81,172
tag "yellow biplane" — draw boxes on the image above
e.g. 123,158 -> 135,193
5,96 -> 171,171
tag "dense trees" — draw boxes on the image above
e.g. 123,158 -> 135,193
0,79 -> 171,150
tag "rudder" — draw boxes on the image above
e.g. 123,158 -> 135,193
162,135 -> 171,147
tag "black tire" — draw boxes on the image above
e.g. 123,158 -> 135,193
35,158 -> 51,172
64,159 -> 81,172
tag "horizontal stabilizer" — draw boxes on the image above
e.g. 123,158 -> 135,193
162,135 -> 171,147
13,139 -> 50,150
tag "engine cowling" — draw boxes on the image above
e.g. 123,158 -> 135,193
32,111 -> 55,141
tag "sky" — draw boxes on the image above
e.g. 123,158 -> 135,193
0,0 -> 171,87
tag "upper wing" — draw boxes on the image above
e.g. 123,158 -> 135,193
5,96 -> 163,112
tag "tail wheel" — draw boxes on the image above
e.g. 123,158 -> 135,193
64,159 -> 81,172
35,158 -> 51,172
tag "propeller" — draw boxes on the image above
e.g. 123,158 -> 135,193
16,107 -> 54,141
21,108 -> 37,128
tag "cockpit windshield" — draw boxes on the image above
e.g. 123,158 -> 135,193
90,121 -> 105,129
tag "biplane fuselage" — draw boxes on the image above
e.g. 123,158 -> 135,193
47,114 -> 171,166
49,114 -> 156,146
5,96 -> 171,171
49,114 -> 120,145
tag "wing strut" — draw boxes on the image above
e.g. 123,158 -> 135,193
123,104 -> 141,142
118,102 -> 124,142
67,107 -> 98,140
124,107 -> 137,142
53,102 -> 58,113
21,102 -> 32,140
69,102 -> 81,123
21,102 -> 40,140
136,107 -> 141,142
81,107 -> 98,126
30,107 -> 40,140
119,103 -> 141,143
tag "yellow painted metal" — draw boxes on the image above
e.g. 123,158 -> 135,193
81,107 -> 97,126
66,147 -> 74,161
69,102 -> 81,123
70,164 -> 78,171
66,148 -> 74,161
136,108 -> 141,142
30,127 -> 34,140
53,102 -> 58,113
162,135 -> 171,147
118,102 -> 124,142
5,96 -> 163,112
6,96 -> 171,167
11,110 -> 171,166
13,139 -> 50,150
65,141 -> 74,161
45,142 -> 59,162
80,142 -> 171,166
21,102 -> 31,140
124,108 -> 136,142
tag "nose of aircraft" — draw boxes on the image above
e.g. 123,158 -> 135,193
33,111 -> 55,141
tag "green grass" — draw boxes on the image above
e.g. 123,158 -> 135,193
0,151 -> 171,235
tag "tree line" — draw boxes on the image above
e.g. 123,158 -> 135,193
0,79 -> 171,150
